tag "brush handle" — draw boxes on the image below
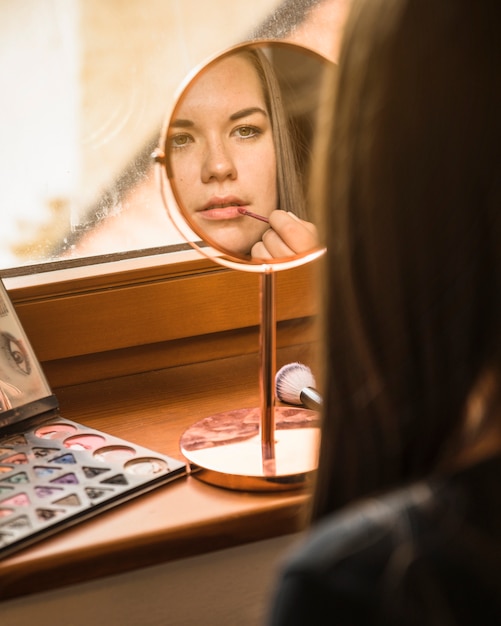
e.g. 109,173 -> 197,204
300,387 -> 322,411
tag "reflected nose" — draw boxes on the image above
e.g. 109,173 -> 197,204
201,139 -> 237,183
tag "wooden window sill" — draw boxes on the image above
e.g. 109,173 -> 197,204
0,347 -> 313,602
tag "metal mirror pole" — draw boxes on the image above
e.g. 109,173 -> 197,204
260,269 -> 276,474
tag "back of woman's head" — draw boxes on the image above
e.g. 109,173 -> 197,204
311,0 -> 501,517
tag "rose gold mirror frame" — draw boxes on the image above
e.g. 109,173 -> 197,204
154,40 -> 330,491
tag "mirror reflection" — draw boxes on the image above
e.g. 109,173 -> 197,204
161,42 -> 331,265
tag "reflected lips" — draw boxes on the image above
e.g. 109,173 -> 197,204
200,196 -> 248,220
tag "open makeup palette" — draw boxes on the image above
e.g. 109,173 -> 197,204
0,278 -> 187,559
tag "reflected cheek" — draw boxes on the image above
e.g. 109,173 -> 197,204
248,153 -> 277,216
171,165 -> 201,213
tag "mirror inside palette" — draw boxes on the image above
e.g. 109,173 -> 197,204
0,278 -> 187,559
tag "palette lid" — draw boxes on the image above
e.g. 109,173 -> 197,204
0,277 -> 58,428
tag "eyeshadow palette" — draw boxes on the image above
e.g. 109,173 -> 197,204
0,278 -> 187,559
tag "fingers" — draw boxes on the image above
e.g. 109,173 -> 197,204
250,210 -> 319,260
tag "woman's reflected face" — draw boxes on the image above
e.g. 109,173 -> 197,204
167,53 -> 277,257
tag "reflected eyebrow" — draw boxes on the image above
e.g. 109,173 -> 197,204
170,118 -> 194,129
229,107 -> 268,121
170,107 -> 268,130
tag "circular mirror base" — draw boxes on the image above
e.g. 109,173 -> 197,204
180,406 -> 320,492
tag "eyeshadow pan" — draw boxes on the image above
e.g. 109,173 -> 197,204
50,473 -> 79,485
1,493 -> 30,507
50,453 -> 76,464
85,487 -> 113,500
93,445 -> 136,463
124,457 -> 169,475
63,434 -> 106,451
101,474 -> 128,485
36,508 -> 66,521
53,494 -> 81,507
2,472 -> 29,484
1,435 -> 27,446
33,466 -> 60,477
82,466 -> 109,479
34,424 -> 78,440
32,447 -> 59,458
2,453 -> 28,465
2,515 -> 31,530
34,486 -> 63,498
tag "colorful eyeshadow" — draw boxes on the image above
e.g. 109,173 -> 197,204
2,471 -> 28,484
36,508 -> 66,521
34,486 -> 63,498
2,453 -> 28,465
101,474 -> 128,485
63,434 -> 106,451
93,445 -> 136,463
85,487 -> 114,500
53,494 -> 81,507
1,435 -> 27,446
32,447 -> 59,458
82,466 -> 109,479
50,453 -> 76,464
35,424 -> 78,440
50,473 -> 79,485
124,457 -> 168,475
0,279 -> 187,559
2,515 -> 31,530
0,493 -> 30,507
34,466 -> 60,477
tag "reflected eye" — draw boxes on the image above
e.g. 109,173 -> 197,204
234,126 -> 261,139
1,332 -> 31,376
169,133 -> 193,149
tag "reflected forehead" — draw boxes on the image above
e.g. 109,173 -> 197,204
172,54 -> 268,126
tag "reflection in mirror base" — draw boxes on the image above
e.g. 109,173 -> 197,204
179,406 -> 320,492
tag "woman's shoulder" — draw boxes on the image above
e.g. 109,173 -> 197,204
285,481 -> 435,578
269,457 -> 501,625
287,452 -> 501,578
269,483 -> 435,625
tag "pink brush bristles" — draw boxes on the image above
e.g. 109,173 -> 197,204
237,207 -> 269,223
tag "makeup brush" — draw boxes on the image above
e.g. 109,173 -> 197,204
275,362 -> 323,411
237,207 -> 270,223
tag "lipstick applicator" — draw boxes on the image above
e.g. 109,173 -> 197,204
237,207 -> 270,223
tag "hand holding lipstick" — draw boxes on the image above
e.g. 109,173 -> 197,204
248,210 -> 318,260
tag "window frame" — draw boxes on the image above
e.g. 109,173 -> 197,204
3,251 -> 320,389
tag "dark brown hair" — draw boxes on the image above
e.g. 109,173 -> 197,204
310,0 -> 501,518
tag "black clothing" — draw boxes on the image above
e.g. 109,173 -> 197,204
268,454 -> 501,625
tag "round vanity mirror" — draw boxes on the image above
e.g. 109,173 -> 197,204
155,41 -> 334,491
155,40 -> 331,272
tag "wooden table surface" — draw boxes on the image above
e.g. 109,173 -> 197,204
0,347 -> 313,601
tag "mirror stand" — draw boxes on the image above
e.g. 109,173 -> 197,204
157,40 -> 332,491
179,269 -> 320,492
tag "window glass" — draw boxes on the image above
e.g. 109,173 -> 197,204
0,0 -> 341,273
